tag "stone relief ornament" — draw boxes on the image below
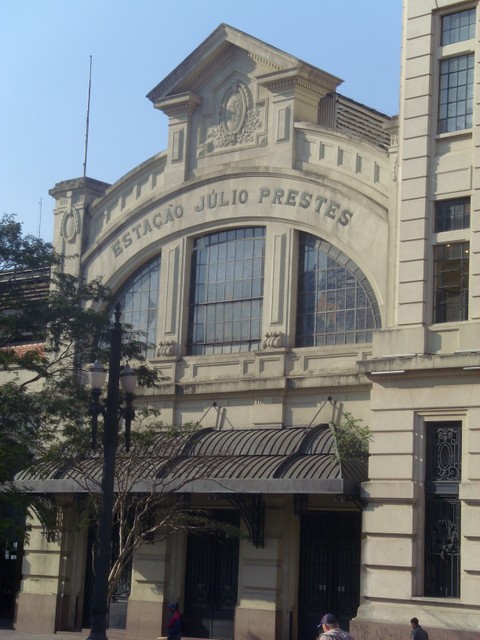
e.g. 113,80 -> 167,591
156,340 -> 176,357
392,157 -> 398,182
60,208 -> 81,243
208,81 -> 261,149
263,331 -> 284,349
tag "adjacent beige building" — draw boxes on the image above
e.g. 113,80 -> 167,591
13,2 -> 480,639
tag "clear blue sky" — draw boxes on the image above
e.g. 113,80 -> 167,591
1,0 -> 402,241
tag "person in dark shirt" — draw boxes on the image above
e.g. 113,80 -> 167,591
410,617 -> 429,640
167,602 -> 182,640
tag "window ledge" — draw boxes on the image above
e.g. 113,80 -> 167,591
436,129 -> 472,142
438,41 -> 474,58
409,596 -> 462,604
433,230 -> 470,243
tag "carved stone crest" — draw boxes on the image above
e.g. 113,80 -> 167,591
208,81 -> 261,149
60,208 -> 81,243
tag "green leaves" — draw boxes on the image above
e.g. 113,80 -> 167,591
0,214 -> 57,274
0,215 -> 198,584
332,412 -> 372,462
0,217 -> 108,517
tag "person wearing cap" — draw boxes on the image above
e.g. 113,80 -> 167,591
317,613 -> 355,640
166,602 -> 182,640
317,613 -> 354,640
410,617 -> 429,640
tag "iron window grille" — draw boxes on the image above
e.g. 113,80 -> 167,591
424,422 -> 461,598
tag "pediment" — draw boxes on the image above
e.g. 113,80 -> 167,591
147,25 -> 344,172
147,23 -> 342,104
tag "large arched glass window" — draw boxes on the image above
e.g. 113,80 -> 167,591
296,233 -> 380,346
187,228 -> 265,355
114,256 -> 160,358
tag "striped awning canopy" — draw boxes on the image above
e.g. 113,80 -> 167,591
15,424 -> 367,496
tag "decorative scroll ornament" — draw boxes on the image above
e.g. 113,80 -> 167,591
156,340 -> 176,357
60,208 -> 81,243
208,81 -> 261,149
432,516 -> 460,560
433,426 -> 461,481
263,331 -> 284,349
392,157 -> 398,182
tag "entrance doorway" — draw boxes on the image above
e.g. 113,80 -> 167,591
298,510 -> 361,639
0,540 -> 21,626
184,510 -> 239,639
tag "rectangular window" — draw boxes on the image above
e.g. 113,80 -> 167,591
433,242 -> 469,323
424,422 -> 461,598
441,8 -> 476,45
438,54 -> 474,133
435,198 -> 470,232
187,228 -> 265,355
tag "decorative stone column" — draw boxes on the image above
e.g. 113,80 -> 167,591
49,177 -> 110,277
152,92 -> 201,184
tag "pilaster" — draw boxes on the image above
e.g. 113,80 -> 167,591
153,92 -> 202,183
49,177 -> 110,277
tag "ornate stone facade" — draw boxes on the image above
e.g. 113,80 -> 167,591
12,7 -> 480,640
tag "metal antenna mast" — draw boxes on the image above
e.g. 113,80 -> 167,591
38,197 -> 42,238
83,55 -> 93,177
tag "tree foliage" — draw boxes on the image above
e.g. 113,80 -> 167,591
0,213 -> 57,274
0,214 -> 238,594
0,215 -> 153,538
332,412 -> 372,462
31,414 -> 238,598
0,214 -> 113,484
0,214 -> 158,480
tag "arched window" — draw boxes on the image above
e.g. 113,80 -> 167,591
114,256 -> 160,357
187,228 -> 265,355
296,233 -> 380,346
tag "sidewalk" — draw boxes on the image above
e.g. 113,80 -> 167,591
0,627 -> 126,640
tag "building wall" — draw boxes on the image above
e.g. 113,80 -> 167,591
15,500 -> 88,633
13,8 -> 480,640
36,28 -> 388,640
352,2 -> 480,638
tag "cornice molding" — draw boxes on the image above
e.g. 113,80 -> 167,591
154,91 -> 202,116
258,67 -> 340,97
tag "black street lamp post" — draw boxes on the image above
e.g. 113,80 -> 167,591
86,304 -> 136,640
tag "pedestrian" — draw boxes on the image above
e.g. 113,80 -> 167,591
166,601 -> 182,640
410,617 -> 429,640
317,613 -> 355,640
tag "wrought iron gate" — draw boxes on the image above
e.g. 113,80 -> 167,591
298,511 -> 361,639
184,511 -> 239,639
